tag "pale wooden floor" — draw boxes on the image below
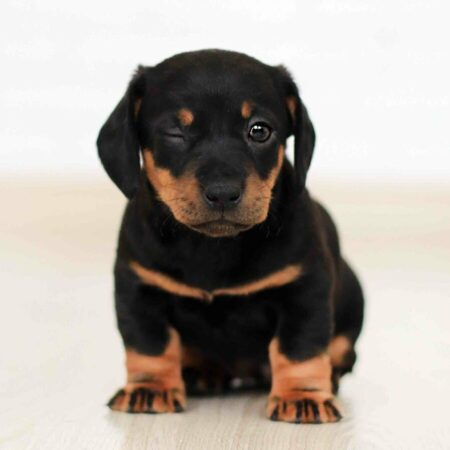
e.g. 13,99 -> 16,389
1,178 -> 449,450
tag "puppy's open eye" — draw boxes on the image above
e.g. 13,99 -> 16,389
248,123 -> 272,143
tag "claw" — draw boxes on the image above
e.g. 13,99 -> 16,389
107,387 -> 186,414
267,394 -> 342,424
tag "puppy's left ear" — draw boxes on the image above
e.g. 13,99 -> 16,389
97,67 -> 146,198
273,66 -> 316,193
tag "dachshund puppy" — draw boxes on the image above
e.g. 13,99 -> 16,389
97,49 -> 364,423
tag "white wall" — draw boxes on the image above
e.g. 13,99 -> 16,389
1,0 -> 449,182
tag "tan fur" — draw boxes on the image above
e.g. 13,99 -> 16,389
143,149 -> 202,225
267,338 -> 341,423
130,260 -> 302,301
269,338 -> 332,395
125,329 -> 183,388
241,100 -> 252,119
213,264 -> 302,297
177,108 -> 194,126
142,145 -> 285,236
286,96 -> 297,122
130,261 -> 213,301
328,335 -> 352,367
108,328 -> 186,413
241,145 -> 285,223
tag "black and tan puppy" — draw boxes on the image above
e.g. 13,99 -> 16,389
97,49 -> 364,424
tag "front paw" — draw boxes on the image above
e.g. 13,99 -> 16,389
267,392 -> 342,424
107,386 -> 186,414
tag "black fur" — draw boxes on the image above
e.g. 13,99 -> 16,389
97,49 -> 364,393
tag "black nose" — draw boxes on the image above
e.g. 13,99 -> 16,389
203,183 -> 242,210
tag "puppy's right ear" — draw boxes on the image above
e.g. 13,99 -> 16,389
97,67 -> 146,198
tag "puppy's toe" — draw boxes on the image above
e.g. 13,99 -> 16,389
107,386 -> 186,414
267,392 -> 342,424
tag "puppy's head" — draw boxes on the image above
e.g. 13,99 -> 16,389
97,50 -> 315,237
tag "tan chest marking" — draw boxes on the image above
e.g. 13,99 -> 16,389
130,261 -> 213,301
129,261 -> 302,301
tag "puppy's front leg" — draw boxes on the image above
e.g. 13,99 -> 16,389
267,268 -> 341,424
107,265 -> 186,414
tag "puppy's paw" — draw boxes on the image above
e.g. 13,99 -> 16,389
107,386 -> 186,414
266,392 -> 342,424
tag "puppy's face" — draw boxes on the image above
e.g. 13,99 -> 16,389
98,50 -> 315,237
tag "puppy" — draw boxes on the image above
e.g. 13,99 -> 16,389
97,49 -> 364,423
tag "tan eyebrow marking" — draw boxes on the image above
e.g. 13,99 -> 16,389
129,261 -> 302,301
286,96 -> 297,122
241,101 -> 253,119
177,108 -> 194,126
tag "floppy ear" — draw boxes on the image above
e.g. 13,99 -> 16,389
97,68 -> 146,198
274,66 -> 316,192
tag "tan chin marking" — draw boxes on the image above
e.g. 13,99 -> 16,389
188,221 -> 252,238
241,145 -> 285,223
177,108 -> 194,126
191,228 -> 241,238
143,149 -> 201,223
143,147 -> 284,229
129,261 -> 302,301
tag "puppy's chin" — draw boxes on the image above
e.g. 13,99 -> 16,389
186,220 -> 254,238
166,201 -> 271,237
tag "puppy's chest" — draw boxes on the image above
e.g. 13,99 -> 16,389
172,295 -> 277,360
163,237 -> 300,293
169,241 -> 244,290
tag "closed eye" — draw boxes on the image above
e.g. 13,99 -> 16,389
162,128 -> 185,140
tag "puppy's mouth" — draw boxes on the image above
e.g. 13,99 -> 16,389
188,219 -> 253,237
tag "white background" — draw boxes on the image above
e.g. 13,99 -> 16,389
1,0 -> 449,183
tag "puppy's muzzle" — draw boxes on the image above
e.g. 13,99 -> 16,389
202,183 -> 242,210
